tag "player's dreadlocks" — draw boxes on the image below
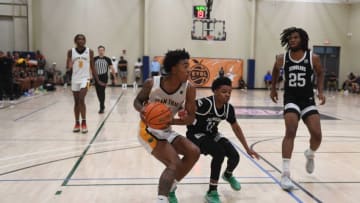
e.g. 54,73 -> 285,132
280,27 -> 309,51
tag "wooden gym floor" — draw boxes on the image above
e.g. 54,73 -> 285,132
0,87 -> 359,203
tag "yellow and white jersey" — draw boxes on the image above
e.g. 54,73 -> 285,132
148,75 -> 188,116
71,47 -> 90,83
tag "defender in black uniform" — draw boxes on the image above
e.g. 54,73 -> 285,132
187,77 -> 259,203
270,27 -> 325,191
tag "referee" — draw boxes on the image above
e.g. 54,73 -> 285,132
94,45 -> 116,113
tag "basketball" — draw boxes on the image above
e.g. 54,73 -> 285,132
143,102 -> 172,129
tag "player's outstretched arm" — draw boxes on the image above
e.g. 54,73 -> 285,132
231,122 -> 260,159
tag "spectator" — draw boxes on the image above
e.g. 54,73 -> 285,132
342,72 -> 356,92
351,74 -> 360,93
110,56 -> 118,86
238,76 -> 247,91
0,50 -> 15,107
218,67 -> 225,78
264,70 -> 272,90
134,57 -> 143,89
150,56 -> 160,77
118,56 -> 128,89
36,50 -> 46,75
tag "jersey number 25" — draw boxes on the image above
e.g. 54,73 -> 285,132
289,73 -> 306,87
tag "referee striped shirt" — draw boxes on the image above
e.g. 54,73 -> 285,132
94,56 -> 112,75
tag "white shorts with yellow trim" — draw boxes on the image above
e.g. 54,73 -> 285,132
71,79 -> 90,91
138,121 -> 180,153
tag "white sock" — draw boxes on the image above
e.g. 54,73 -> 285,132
156,195 -> 168,203
170,180 -> 178,192
283,158 -> 290,174
306,148 -> 315,156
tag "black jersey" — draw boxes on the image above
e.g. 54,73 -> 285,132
283,50 -> 314,98
187,96 -> 236,136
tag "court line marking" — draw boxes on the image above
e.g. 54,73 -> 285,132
232,141 -> 304,203
0,92 -> 50,110
0,176 -> 271,182
13,101 -> 58,121
0,140 -> 139,161
0,143 -> 140,170
0,145 -> 140,176
60,92 -> 124,187
250,137 -> 323,203
65,182 -> 276,187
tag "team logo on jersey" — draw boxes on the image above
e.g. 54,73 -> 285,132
189,59 -> 210,87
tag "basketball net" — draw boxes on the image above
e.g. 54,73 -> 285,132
206,35 -> 214,44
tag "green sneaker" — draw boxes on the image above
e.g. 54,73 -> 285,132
205,190 -> 221,203
168,191 -> 178,203
222,174 -> 241,191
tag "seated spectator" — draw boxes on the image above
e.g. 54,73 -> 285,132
25,54 -> 38,68
238,76 -> 247,91
342,72 -> 356,91
264,70 -> 272,90
351,74 -> 360,93
35,50 -> 46,69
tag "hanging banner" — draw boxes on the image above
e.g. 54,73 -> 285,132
155,56 -> 243,88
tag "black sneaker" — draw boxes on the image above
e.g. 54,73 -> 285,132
98,109 -> 104,114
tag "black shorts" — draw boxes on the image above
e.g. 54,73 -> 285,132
186,132 -> 229,155
283,95 -> 319,121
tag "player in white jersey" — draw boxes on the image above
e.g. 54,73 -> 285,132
134,49 -> 200,203
66,34 -> 105,133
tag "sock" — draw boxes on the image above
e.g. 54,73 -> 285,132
224,170 -> 232,179
208,182 -> 218,193
170,180 -> 178,192
307,148 -> 315,156
283,158 -> 290,174
156,195 -> 168,203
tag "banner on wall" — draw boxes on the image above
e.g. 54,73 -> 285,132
155,56 -> 243,88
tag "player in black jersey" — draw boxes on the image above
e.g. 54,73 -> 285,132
186,77 -> 259,203
270,27 -> 325,191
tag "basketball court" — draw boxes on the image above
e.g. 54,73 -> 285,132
0,87 -> 359,203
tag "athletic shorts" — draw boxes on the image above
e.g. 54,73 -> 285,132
71,79 -> 90,92
186,132 -> 225,155
283,95 -> 319,120
119,71 -> 127,78
134,69 -> 141,78
138,121 -> 180,153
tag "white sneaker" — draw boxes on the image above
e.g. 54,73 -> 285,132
304,149 -> 315,174
0,100 -> 4,108
280,172 -> 296,191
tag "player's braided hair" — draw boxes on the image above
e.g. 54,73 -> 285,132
280,27 -> 309,51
